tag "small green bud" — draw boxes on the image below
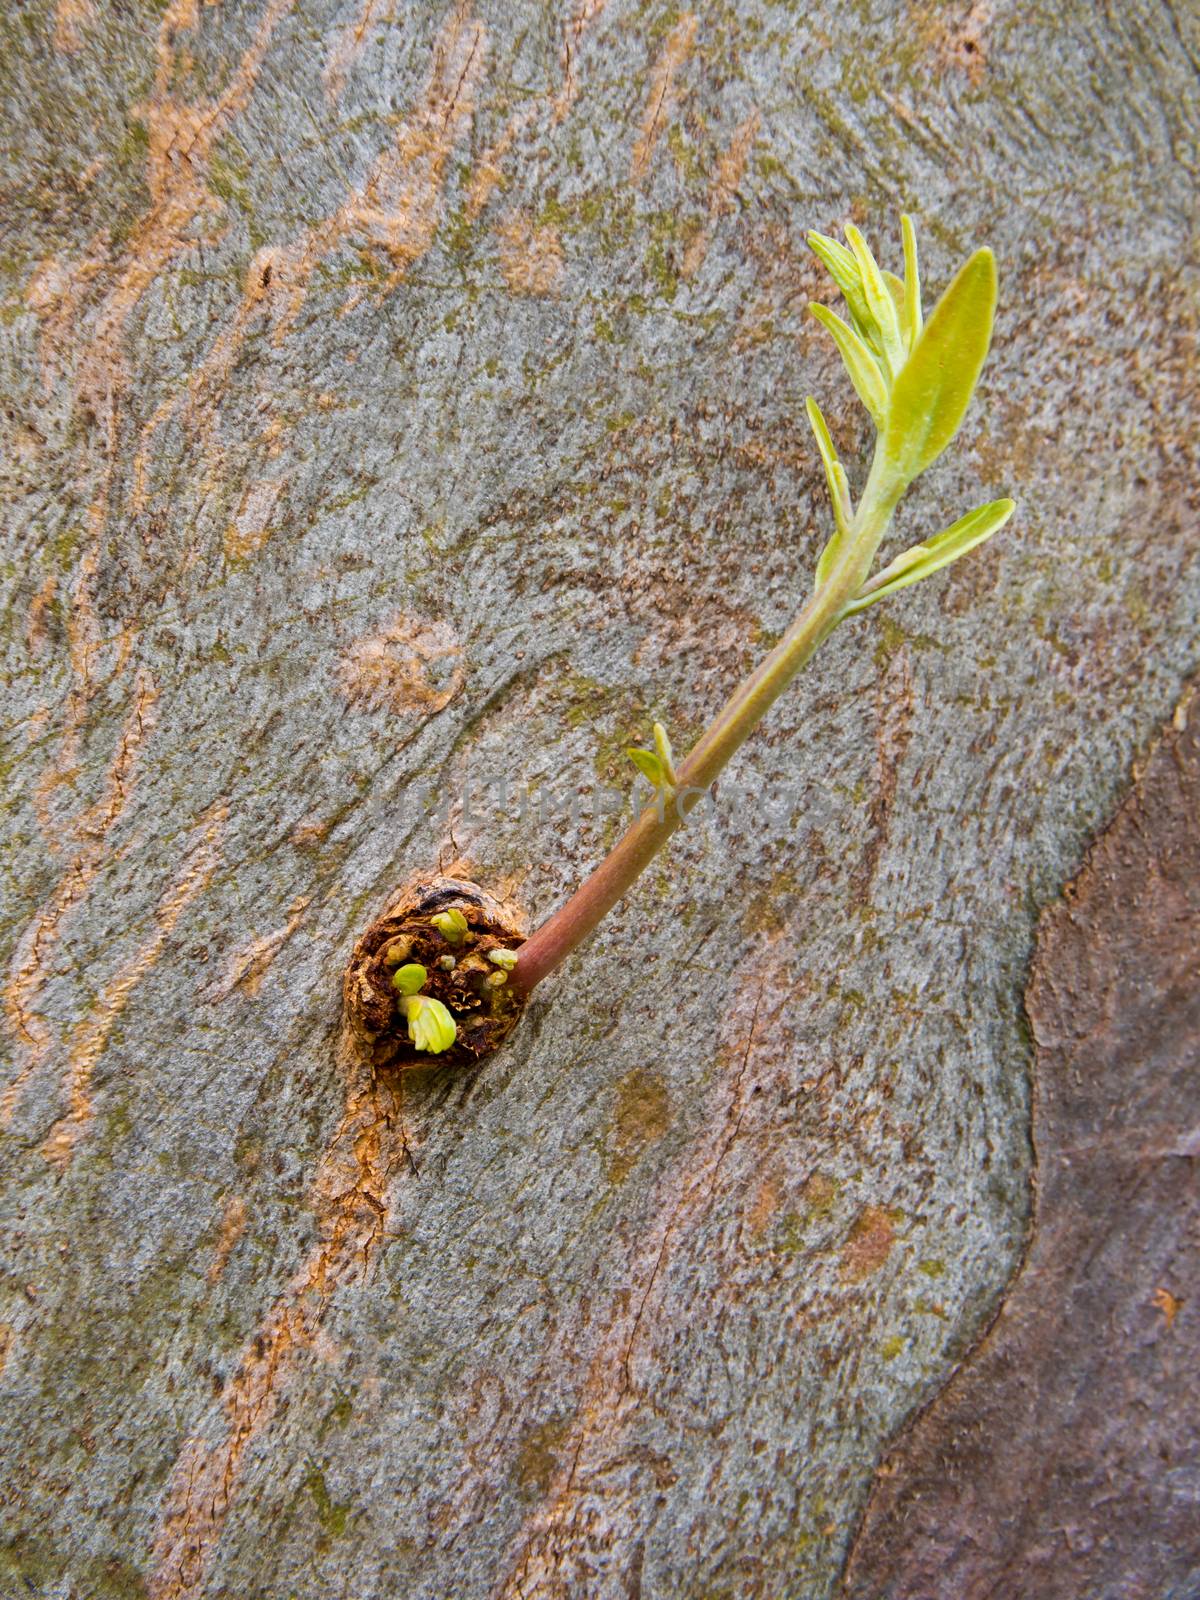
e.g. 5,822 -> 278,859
486,948 -> 518,971
628,746 -> 666,786
402,994 -> 457,1053
430,908 -> 469,944
628,720 -> 677,792
652,722 -> 677,786
391,962 -> 428,996
438,954 -> 457,971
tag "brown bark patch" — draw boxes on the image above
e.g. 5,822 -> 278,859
516,1416 -> 573,1498
915,0 -> 994,87
682,109 -> 761,280
842,678 -> 1200,1599
606,1067 -> 672,1183
497,211 -> 565,296
839,1206 -> 897,1285
745,1167 -> 784,1240
338,613 -> 465,716
52,0 -> 96,53
206,1195 -> 248,1286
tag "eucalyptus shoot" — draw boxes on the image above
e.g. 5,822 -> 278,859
344,215 -> 1015,1064
515,215 -> 1013,996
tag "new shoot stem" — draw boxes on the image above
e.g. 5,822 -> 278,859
513,216 -> 1014,996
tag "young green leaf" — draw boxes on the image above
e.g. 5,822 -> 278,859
806,230 -> 875,344
805,397 -> 852,536
628,747 -> 666,786
402,993 -> 457,1053
652,721 -> 678,786
809,304 -> 889,428
842,498 -> 1015,616
805,396 -> 854,589
883,271 -> 913,351
881,247 -> 997,487
901,213 -> 922,349
845,225 -> 904,374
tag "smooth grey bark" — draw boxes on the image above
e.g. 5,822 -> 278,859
0,1 -> 1195,1596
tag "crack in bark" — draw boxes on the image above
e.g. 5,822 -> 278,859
630,14 -> 697,184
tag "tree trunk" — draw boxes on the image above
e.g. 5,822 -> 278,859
0,2 -> 1194,1596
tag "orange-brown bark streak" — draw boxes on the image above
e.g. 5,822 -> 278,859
275,7 -> 488,338
41,799 -> 227,1169
630,14 -> 697,183
3,672 -> 158,1124
12,0 -> 296,1124
148,1050 -> 412,1599
682,110 -> 761,279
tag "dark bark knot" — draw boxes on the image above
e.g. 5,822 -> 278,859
343,875 -> 528,1073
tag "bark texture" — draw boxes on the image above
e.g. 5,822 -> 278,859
0,2 -> 1196,1596
844,679 -> 1200,1600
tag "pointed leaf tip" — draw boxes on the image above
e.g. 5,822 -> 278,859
651,722 -> 677,785
628,747 -> 665,786
805,395 -> 852,538
900,213 -> 922,348
843,497 -> 1015,616
809,303 -> 889,429
882,245 -> 998,487
807,230 -> 874,343
844,225 -> 904,371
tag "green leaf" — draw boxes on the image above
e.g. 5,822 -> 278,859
403,994 -> 457,1053
805,397 -> 852,538
842,498 -> 1015,615
391,962 -> 428,996
652,721 -> 677,786
627,747 -> 665,786
430,908 -> 468,944
845,225 -> 904,374
805,396 -> 854,589
809,304 -> 889,428
883,271 -> 912,351
901,213 -> 922,350
881,247 -> 997,487
806,230 -> 874,344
